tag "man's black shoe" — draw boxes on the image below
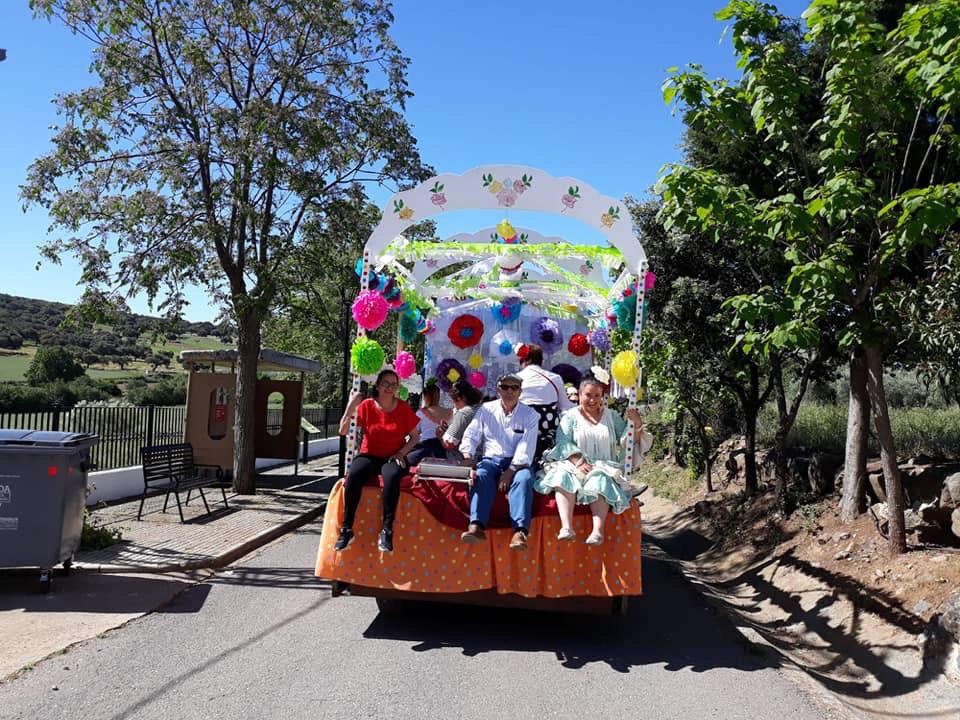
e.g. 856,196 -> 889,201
334,528 -> 354,552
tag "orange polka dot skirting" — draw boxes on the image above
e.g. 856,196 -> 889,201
315,481 -> 643,599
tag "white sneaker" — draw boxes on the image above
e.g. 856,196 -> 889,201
585,531 -> 604,546
557,527 -> 576,541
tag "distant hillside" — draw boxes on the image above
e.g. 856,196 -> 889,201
0,293 -> 232,351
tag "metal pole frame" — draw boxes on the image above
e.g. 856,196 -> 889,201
622,259 -> 649,477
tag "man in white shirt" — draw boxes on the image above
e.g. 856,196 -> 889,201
459,373 -> 540,550
516,343 -> 573,467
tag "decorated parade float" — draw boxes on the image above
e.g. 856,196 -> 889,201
315,165 -> 654,613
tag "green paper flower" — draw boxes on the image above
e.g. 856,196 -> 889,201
351,336 -> 385,376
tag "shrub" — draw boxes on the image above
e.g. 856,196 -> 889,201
0,382 -> 79,412
125,375 -> 187,405
25,346 -> 85,385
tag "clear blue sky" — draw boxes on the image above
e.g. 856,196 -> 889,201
0,0 -> 808,321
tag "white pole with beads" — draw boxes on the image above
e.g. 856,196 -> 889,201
622,259 -> 648,477
344,248 -> 373,470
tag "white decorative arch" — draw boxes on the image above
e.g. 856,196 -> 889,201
364,165 -> 646,270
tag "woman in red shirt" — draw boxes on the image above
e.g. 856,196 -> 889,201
335,369 -> 421,553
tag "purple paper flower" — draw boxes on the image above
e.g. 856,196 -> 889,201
435,358 -> 467,392
588,327 -> 611,352
551,363 -> 583,387
530,317 -> 564,354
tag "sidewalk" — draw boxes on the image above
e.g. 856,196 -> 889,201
0,455 -> 340,681
77,454 -> 339,572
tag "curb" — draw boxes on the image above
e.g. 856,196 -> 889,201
74,500 -> 327,574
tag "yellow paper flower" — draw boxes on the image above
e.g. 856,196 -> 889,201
468,352 -> 483,370
611,350 -> 640,388
448,369 -> 460,382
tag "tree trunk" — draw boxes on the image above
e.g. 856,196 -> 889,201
863,345 -> 906,554
339,304 -> 351,411
702,433 -> 714,493
743,403 -> 759,494
840,348 -> 869,522
233,312 -> 261,494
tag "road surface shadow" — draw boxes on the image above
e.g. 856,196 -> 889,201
0,568 -> 208,614
362,554 -> 777,674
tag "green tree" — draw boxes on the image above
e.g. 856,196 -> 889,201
25,346 -> 85,386
24,0 -> 428,492
659,0 -> 960,553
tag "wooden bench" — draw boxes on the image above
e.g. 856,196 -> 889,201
138,442 -> 228,522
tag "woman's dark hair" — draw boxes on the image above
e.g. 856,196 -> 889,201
371,369 -> 399,398
422,383 -> 440,407
578,370 -> 608,393
448,379 -> 483,406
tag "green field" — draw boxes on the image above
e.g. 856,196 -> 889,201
0,334 -> 232,383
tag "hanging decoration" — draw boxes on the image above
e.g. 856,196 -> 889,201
551,363 -> 583,387
351,337 -> 385,376
494,219 -> 525,273
468,352 -> 484,370
468,370 -> 486,389
436,358 -> 467,392
490,329 -> 519,357
644,271 -> 657,292
587,326 -> 612,352
611,350 -> 640,388
402,374 -> 423,394
397,385 -> 410,401
394,351 -> 416,379
530,316 -> 564,354
399,311 -> 419,344
567,333 -> 590,357
351,290 -> 389,331
490,297 -> 522,324
448,314 -> 484,349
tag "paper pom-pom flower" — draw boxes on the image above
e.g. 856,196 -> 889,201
498,340 -> 514,355
435,358 -> 467,392
397,385 -> 409,401
421,318 -> 436,335
468,352 -> 483,370
611,350 -> 640,388
351,337 -> 385,376
530,317 -> 563,354
614,295 -> 637,330
394,351 -> 416,379
468,371 -> 486,389
551,363 -> 583,387
491,298 -> 522,325
448,314 -> 484,349
587,327 -> 611,352
352,290 -> 389,330
644,271 -> 657,292
568,333 -> 590,357
399,311 -> 419,344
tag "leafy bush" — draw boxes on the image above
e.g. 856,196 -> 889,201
124,375 -> 187,406
25,346 -> 85,385
0,381 -> 79,411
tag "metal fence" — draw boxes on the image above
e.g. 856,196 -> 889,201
0,405 -> 342,472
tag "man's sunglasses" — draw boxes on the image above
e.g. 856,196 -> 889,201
498,384 -> 521,391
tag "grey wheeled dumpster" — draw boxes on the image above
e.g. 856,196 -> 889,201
0,429 -> 99,592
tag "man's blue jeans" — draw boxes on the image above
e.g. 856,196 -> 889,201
471,457 -> 533,531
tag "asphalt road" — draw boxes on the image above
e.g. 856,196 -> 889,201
0,524 -> 839,720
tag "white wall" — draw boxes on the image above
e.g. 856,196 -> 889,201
85,436 -> 341,506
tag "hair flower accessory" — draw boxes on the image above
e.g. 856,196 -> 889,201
435,358 -> 467,392
567,333 -> 590,357
590,365 -> 611,386
587,327 -> 611,352
394,351 -> 416,379
350,337 -> 385,376
351,290 -> 389,331
530,317 -> 563,354
448,314 -> 484,349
